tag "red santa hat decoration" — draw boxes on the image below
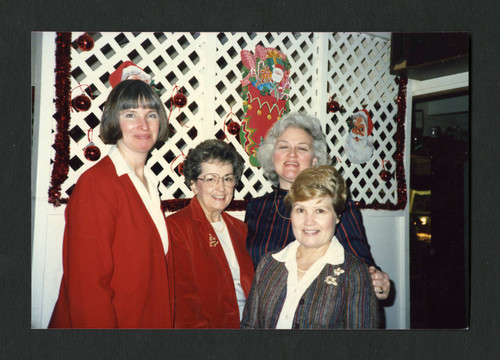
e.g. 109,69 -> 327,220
109,61 -> 152,88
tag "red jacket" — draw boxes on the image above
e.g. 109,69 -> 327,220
166,197 -> 255,328
48,156 -> 174,328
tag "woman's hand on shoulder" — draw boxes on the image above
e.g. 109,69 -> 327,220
368,266 -> 390,300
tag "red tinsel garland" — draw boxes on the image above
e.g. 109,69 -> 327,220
48,32 -> 72,206
356,76 -> 408,210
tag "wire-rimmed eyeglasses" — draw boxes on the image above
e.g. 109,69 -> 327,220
196,173 -> 236,188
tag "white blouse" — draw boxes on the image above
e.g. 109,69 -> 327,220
213,220 -> 246,320
108,146 -> 169,255
272,237 -> 345,329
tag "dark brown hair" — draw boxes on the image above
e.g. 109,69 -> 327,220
100,80 -> 169,144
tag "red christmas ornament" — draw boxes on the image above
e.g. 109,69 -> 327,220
171,152 -> 186,175
77,33 -> 94,51
83,129 -> 100,161
177,162 -> 184,175
72,94 -> 92,112
380,170 -> 392,182
326,95 -> 345,114
173,92 -> 187,108
379,159 -> 393,182
227,121 -> 241,135
84,143 -> 101,161
327,100 -> 340,113
71,84 -> 93,112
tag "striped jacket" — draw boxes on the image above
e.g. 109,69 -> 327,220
241,251 -> 380,329
245,188 -> 377,269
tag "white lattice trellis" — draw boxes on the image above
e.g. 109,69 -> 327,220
325,33 -> 399,205
52,32 -> 402,208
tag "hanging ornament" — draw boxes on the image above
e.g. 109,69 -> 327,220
84,144 -> 101,161
223,109 -> 241,139
77,33 -> 94,51
83,129 -> 101,161
326,94 -> 346,114
172,86 -> 187,108
167,85 -> 189,127
171,151 -> 186,176
379,159 -> 393,182
177,161 -> 185,176
71,84 -> 93,112
173,92 -> 187,108
72,94 -> 91,112
227,121 -> 241,135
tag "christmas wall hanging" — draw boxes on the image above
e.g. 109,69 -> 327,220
46,32 -> 406,211
345,109 -> 375,164
239,45 -> 291,166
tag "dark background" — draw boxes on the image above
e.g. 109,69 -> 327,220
3,0 -> 499,358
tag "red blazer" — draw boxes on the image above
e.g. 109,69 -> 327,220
48,156 -> 174,328
166,197 -> 255,328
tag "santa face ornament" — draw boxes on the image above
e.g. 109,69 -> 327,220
345,110 -> 375,164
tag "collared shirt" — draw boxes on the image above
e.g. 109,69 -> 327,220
108,146 -> 169,254
245,188 -> 377,269
272,237 -> 345,329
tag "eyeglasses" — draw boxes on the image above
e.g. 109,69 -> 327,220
196,174 -> 236,188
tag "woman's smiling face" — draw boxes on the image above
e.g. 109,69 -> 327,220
272,127 -> 317,190
190,161 -> 235,221
290,196 -> 339,251
117,107 -> 159,154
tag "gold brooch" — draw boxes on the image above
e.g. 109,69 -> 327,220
324,276 -> 338,286
325,267 -> 345,286
209,234 -> 219,247
333,267 -> 345,276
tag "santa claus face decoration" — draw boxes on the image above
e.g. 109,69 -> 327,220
345,110 -> 375,164
272,66 -> 284,83
351,116 -> 367,139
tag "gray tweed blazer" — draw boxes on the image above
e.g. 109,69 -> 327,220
241,251 -> 380,329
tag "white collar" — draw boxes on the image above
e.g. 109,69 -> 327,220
108,145 -> 157,185
272,236 -> 345,266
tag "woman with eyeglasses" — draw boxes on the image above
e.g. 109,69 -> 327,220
166,139 -> 254,328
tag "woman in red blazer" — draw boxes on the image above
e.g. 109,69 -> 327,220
166,140 -> 255,328
49,80 -> 173,328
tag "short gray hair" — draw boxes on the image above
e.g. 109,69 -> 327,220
257,112 -> 329,185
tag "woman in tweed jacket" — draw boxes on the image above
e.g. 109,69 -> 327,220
241,166 -> 379,329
